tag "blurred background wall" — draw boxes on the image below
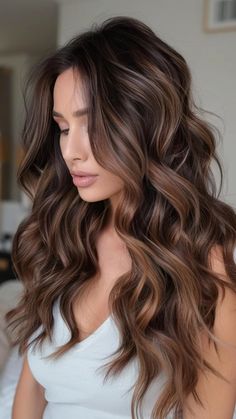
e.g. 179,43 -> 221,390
0,2 -> 236,417
0,0 -> 58,281
0,1 -> 58,200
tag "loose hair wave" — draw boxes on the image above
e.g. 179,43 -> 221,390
6,16 -> 236,419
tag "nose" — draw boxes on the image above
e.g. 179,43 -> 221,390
60,126 -> 89,163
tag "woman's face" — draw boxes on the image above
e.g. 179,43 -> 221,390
52,67 -> 124,207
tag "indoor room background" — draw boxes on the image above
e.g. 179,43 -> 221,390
0,0 -> 235,417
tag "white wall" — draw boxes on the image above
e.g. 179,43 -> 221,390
57,0 -> 236,208
0,54 -> 28,200
0,54 -> 46,200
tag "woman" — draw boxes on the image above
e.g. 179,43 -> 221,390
6,16 -> 236,419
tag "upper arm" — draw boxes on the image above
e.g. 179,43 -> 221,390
12,352 -> 47,419
183,245 -> 236,419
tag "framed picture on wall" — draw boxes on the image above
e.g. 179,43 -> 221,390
203,0 -> 236,32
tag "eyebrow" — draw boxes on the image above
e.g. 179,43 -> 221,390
52,107 -> 89,118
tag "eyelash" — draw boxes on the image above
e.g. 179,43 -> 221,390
59,128 -> 69,136
56,124 -> 88,136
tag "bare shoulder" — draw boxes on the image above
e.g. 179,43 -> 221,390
12,353 -> 47,419
208,245 -> 236,342
183,245 -> 236,419
16,353 -> 45,392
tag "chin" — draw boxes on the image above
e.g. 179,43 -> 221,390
78,192 -> 108,203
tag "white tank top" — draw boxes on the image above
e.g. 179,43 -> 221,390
27,298 -> 174,419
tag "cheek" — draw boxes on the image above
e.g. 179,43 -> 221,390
59,140 -> 63,154
59,147 -> 65,162
104,174 -> 124,190
59,139 -> 66,159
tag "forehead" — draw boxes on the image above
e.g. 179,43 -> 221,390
53,68 -> 86,107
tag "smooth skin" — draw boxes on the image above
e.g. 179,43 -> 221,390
12,354 -> 47,419
52,67 -> 125,223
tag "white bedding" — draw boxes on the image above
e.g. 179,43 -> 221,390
0,346 -> 23,419
0,280 -> 23,372
0,280 -> 24,419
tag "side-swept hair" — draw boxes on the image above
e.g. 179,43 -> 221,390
6,16 -> 236,419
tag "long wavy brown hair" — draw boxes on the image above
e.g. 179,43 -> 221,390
6,16 -> 236,419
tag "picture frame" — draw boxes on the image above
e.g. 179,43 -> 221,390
203,0 -> 236,32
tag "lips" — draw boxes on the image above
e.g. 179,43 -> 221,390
70,170 -> 97,177
71,173 -> 98,188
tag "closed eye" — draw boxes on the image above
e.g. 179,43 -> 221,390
59,128 -> 69,136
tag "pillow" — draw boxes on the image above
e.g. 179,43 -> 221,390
0,345 -> 23,419
0,280 -> 23,372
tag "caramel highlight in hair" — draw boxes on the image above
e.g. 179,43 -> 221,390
6,16 -> 236,419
